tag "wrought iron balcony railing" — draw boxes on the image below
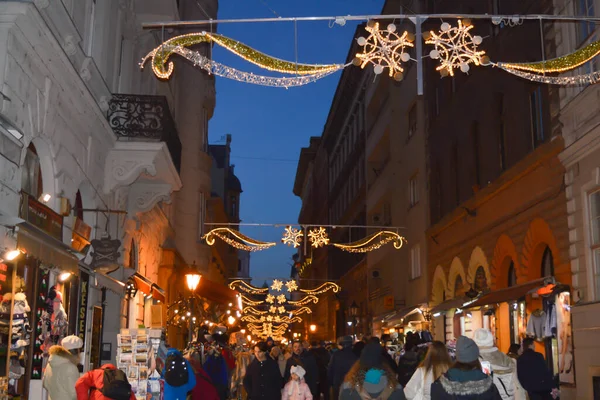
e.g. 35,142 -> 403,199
107,94 -> 182,172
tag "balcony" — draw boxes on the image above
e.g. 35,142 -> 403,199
108,94 -> 181,172
104,94 -> 182,218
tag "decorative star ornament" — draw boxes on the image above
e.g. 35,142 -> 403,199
286,280 -> 299,292
425,20 -> 487,77
266,315 -> 273,322
308,227 -> 330,248
266,294 -> 275,304
278,306 -> 287,314
271,279 -> 284,291
274,315 -> 281,322
354,21 -> 414,81
269,306 -> 277,313
277,294 -> 287,304
281,226 -> 303,248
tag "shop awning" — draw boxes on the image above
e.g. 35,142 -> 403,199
466,277 -> 550,309
16,224 -> 79,274
94,272 -> 126,296
430,296 -> 472,315
130,272 -> 166,303
195,277 -> 240,308
386,305 -> 426,326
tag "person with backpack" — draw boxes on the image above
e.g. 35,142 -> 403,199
75,364 -> 135,400
186,350 -> 220,400
163,348 -> 197,400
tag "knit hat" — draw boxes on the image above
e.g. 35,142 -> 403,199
472,328 -> 497,353
338,336 -> 353,346
267,337 -> 274,343
456,336 -> 479,363
61,335 -> 83,351
360,342 -> 383,369
291,365 -> 306,380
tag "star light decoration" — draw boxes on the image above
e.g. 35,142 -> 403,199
265,294 -> 275,304
277,294 -> 287,304
285,280 -> 298,292
308,227 -> 330,248
281,226 -> 303,248
425,20 -> 489,77
353,21 -> 415,81
271,279 -> 284,291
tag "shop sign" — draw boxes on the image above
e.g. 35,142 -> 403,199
383,295 -> 395,310
90,237 -> 121,273
19,192 -> 63,240
77,271 -> 90,344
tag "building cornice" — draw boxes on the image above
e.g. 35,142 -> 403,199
559,123 -> 600,168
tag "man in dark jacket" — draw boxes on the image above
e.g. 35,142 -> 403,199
285,340 -> 319,398
517,338 -> 555,400
310,341 -> 331,400
244,342 -> 282,400
328,336 -> 357,400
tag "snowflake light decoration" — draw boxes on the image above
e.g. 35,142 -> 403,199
282,226 -> 303,248
286,280 -> 298,293
277,294 -> 287,304
354,21 -> 414,81
271,279 -> 284,291
266,315 -> 273,322
274,315 -> 281,322
308,227 -> 330,248
425,20 -> 488,77
266,294 -> 275,304
269,306 -> 277,313
278,306 -> 287,314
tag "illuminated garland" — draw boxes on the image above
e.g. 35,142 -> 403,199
203,228 -> 276,252
230,280 -> 269,294
289,306 -> 313,316
308,227 -> 330,248
240,295 -> 264,306
498,66 -> 600,85
300,282 -> 340,295
141,32 -> 343,79
498,39 -> 600,74
282,226 -> 303,248
333,231 -> 406,253
288,295 -> 319,306
243,307 -> 268,315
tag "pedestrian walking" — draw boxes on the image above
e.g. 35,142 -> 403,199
516,338 -> 557,400
43,335 -> 83,400
75,364 -> 135,400
282,365 -> 313,400
243,341 -> 282,400
284,340 -> 319,399
403,341 -> 451,400
328,336 -> 357,400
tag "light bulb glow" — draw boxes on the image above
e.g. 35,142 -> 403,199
42,193 -> 51,203
186,273 -> 201,291
5,250 -> 22,261
228,316 -> 236,325
58,272 -> 72,282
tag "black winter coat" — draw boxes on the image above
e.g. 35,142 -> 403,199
327,347 -> 357,390
516,349 -> 555,400
243,357 -> 282,400
284,350 -> 319,397
430,368 -> 502,400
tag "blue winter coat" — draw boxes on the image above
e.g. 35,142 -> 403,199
163,349 -> 197,400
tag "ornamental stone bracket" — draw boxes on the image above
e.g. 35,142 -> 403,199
104,141 -> 182,217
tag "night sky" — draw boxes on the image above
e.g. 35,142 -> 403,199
208,0 -> 384,285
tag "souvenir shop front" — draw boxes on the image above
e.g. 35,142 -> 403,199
380,305 -> 433,347
0,195 -> 84,399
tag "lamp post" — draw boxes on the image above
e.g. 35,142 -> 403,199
185,271 -> 201,343
349,301 -> 359,336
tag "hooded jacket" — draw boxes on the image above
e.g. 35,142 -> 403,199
43,345 -> 79,400
430,368 -> 502,400
339,374 -> 406,400
283,377 -> 313,400
479,349 -> 526,400
163,348 -> 197,400
75,364 -> 136,400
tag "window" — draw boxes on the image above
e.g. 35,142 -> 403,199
410,244 -> 421,279
590,190 -> 600,299
198,192 -> 206,240
530,87 -> 545,147
86,0 -> 96,56
408,104 -> 417,138
409,174 -> 419,206
471,123 -> 480,187
577,0 -> 595,44
508,261 -> 517,287
75,190 -> 84,221
541,246 -> 554,277
21,143 -> 43,199
230,195 -> 237,218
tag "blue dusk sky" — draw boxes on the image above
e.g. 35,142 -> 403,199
208,0 -> 384,285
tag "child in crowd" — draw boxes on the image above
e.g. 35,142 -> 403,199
282,365 -> 313,400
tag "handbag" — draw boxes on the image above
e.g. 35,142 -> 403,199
412,368 -> 425,400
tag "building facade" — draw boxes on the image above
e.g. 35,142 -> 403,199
0,0 -> 216,397
554,0 -> 600,398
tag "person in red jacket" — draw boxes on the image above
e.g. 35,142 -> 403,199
186,351 -> 220,400
75,364 -> 136,400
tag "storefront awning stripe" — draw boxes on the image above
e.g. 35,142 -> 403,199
386,305 -> 425,326
466,277 -> 551,308
94,272 -> 126,296
131,273 -> 166,302
195,277 -> 240,307
16,224 -> 79,274
430,296 -> 471,314
151,284 -> 166,303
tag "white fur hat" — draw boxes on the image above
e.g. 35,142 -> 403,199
473,328 -> 497,353
290,365 -> 306,380
61,335 -> 84,351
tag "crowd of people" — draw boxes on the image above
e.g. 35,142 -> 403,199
39,328 -> 559,400
243,329 -> 559,400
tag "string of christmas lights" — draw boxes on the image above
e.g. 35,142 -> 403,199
299,282 -> 341,295
333,231 -> 406,253
499,66 -> 600,85
230,280 -> 269,294
203,228 -> 276,252
239,295 -> 265,306
288,295 -> 319,306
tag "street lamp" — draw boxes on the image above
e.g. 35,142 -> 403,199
185,269 -> 202,343
309,324 -> 316,333
349,301 -> 359,317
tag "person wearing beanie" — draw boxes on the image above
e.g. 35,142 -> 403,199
472,328 -> 526,400
328,336 -> 358,400
163,348 -> 197,400
430,336 -> 501,400
283,365 -> 313,400
339,341 -> 406,400
42,335 -> 83,400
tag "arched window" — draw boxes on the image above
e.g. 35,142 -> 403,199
508,261 -> 517,287
128,240 -> 137,270
454,275 -> 465,297
474,266 -> 488,291
21,143 -> 43,199
542,246 -> 554,277
75,190 -> 84,221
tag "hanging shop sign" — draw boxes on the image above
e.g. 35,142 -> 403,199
557,291 -> 575,385
90,237 -> 121,273
383,295 -> 395,310
72,218 -> 92,253
19,192 -> 63,241
77,271 -> 90,344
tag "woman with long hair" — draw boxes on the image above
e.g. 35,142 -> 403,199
403,341 -> 451,399
339,341 -> 406,400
